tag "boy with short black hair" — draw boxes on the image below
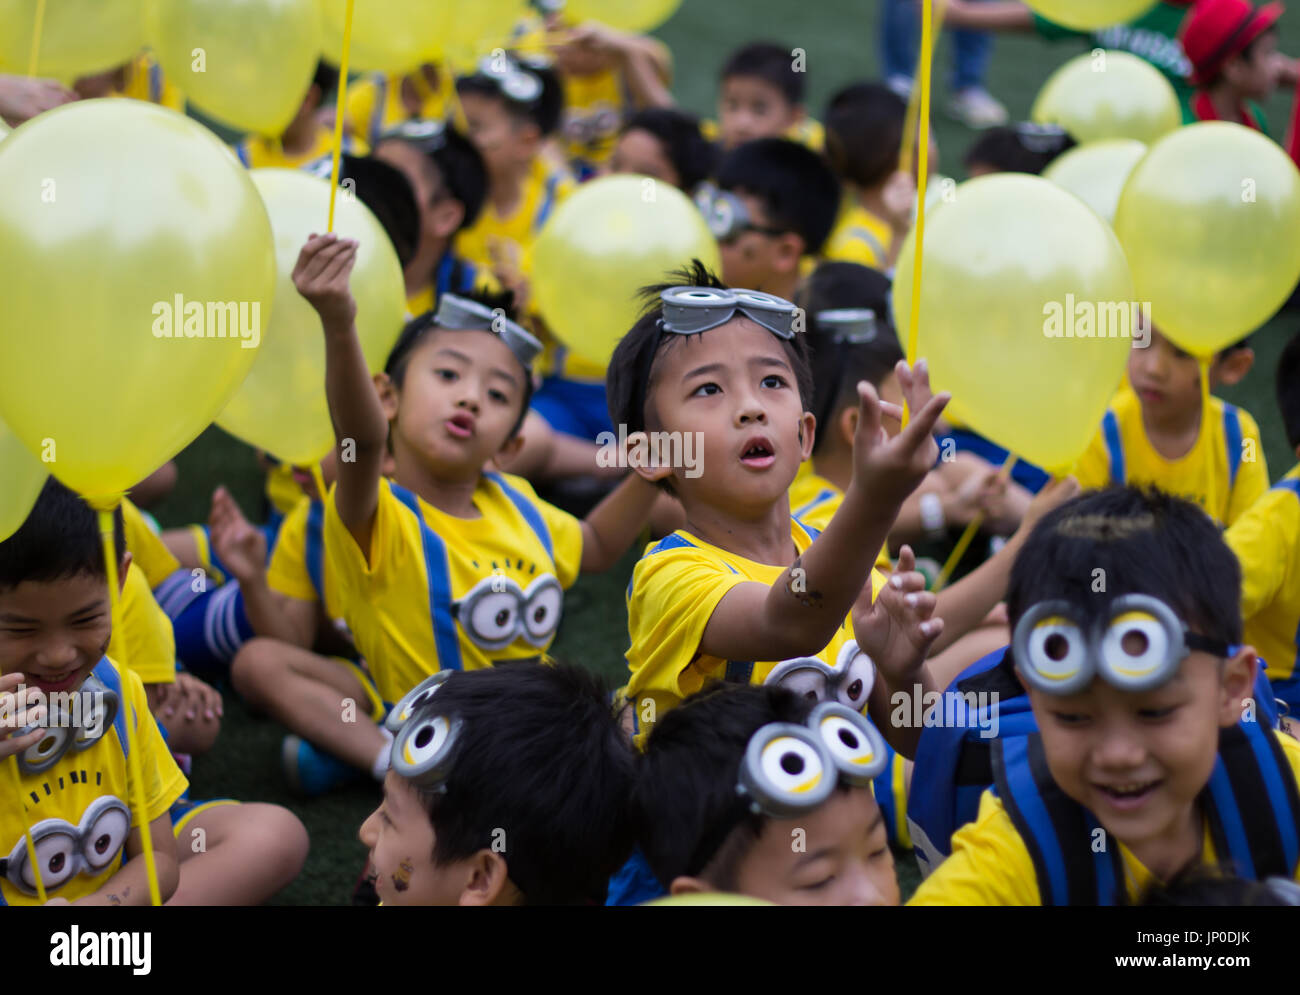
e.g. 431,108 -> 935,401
633,683 -> 900,904
609,107 -> 717,192
0,479 -> 307,906
714,41 -> 824,151
703,137 -> 841,301
911,486 -> 1300,905
359,662 -> 636,905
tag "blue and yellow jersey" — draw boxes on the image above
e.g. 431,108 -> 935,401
1,657 -> 187,906
323,473 -> 584,703
909,729 -> 1300,905
1072,387 -> 1268,527
789,464 -> 893,572
454,154 -> 574,279
823,199 -> 892,271
117,52 -> 185,111
1228,464 -> 1300,687
344,66 -> 453,149
234,127 -> 368,170
109,563 -> 178,686
624,518 -> 888,743
267,497 -> 345,624
120,498 -> 181,590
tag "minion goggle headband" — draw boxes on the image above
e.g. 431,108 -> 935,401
468,53 -> 546,106
658,286 -> 801,338
1012,594 -> 1231,696
384,672 -> 460,788
428,293 -> 542,370
683,703 -> 887,878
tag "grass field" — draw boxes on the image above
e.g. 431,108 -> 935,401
149,1 -> 1300,905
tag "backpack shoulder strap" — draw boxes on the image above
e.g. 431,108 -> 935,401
1203,722 -> 1300,880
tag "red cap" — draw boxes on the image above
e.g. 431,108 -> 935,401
1181,0 -> 1284,85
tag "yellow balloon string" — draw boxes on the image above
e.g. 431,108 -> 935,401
7,754 -> 46,903
899,0 -> 947,179
327,0 -> 357,234
1199,355 -> 1215,521
902,0 -> 937,431
932,455 -> 1019,593
95,503 -> 162,907
26,0 -> 46,78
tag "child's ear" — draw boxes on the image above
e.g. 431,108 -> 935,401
374,371 -> 400,423
624,431 -> 676,485
798,411 -> 816,462
459,849 -> 515,906
1217,646 -> 1259,727
774,233 -> 804,273
494,431 -> 526,467
669,875 -> 713,896
837,405 -> 858,450
429,199 -> 465,241
1212,347 -> 1254,387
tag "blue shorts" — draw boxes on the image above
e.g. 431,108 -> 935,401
530,376 -> 613,443
169,796 -> 239,837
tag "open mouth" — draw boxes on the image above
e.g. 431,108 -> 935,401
1094,779 -> 1161,811
29,669 -> 83,694
446,413 -> 475,439
739,438 -> 775,468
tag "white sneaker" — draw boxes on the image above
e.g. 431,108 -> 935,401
947,87 -> 1009,129
886,74 -> 914,100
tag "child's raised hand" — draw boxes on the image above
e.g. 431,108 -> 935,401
0,672 -> 46,760
852,545 -> 943,685
850,359 -> 949,510
207,486 -> 266,585
292,232 -> 359,331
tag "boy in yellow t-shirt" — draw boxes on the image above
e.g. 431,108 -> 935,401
910,487 -> 1300,906
1227,331 -> 1300,710
279,235 -> 657,788
707,41 -> 825,152
605,261 -> 950,749
1073,327 -> 1265,527
0,481 -> 307,906
235,62 -> 367,170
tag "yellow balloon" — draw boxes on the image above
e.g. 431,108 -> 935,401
1023,0 -> 1157,31
0,0 -> 145,80
1042,139 -> 1147,224
1032,50 -> 1180,145
531,174 -> 722,368
443,0 -> 526,68
148,0 -> 322,137
216,169 -> 406,466
0,100 -> 275,503
0,415 -> 48,543
644,893 -> 774,906
565,0 -> 683,32
0,120 -> 8,141
894,174 -> 1135,474
1114,122 -> 1300,356
320,0 -> 450,74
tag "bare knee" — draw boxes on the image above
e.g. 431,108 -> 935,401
238,803 -> 310,893
230,637 -> 288,704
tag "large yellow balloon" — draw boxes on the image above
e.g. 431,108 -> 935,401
565,0 -> 683,32
1114,122 -> 1300,356
0,0 -> 145,80
216,169 -> 406,466
531,174 -> 722,368
1023,0 -> 1157,31
443,0 -> 526,68
0,100 -> 275,503
1032,51 -> 1180,145
148,0 -> 322,137
0,415 -> 48,543
320,0 -> 450,74
1042,139 -> 1147,224
894,174 -> 1135,474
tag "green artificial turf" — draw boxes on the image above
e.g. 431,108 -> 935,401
148,0 -> 1300,905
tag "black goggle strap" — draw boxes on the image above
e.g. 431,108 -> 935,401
434,293 -> 542,369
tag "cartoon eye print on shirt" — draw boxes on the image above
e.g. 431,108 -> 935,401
764,640 -> 877,714
452,573 -> 563,651
4,796 -> 131,895
15,675 -> 119,776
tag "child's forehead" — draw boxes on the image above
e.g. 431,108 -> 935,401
414,326 -> 525,379
721,74 -> 792,106
0,573 -> 107,616
651,316 -> 792,377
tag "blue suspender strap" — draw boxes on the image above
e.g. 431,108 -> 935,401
993,735 -> 1072,905
1204,722 -> 1300,880
1223,405 -> 1243,489
459,259 -> 479,294
1101,410 -> 1125,484
483,472 -> 553,560
305,501 -> 326,602
535,174 -> 560,232
92,657 -> 129,759
369,75 -> 389,148
434,252 -> 456,302
388,483 -> 464,671
1241,721 -> 1300,872
1204,751 -> 1257,879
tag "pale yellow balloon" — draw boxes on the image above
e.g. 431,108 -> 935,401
1114,122 -> 1300,356
148,0 -> 322,136
443,0 -> 526,68
0,0 -> 146,80
320,0 -> 451,74
0,100 -> 275,503
0,120 -> 9,141
565,0 -> 683,32
1032,50 -> 1180,145
1023,0 -> 1157,31
0,415 -> 48,543
531,174 -> 722,368
893,174 -> 1135,474
216,169 -> 406,466
1042,139 -> 1147,224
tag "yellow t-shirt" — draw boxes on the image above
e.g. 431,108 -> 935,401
624,518 -> 888,741
788,464 -> 892,572
823,199 -> 892,271
120,498 -> 181,590
323,474 -> 584,703
1228,464 -> 1300,685
117,52 -> 185,111
454,155 -> 574,280
234,127 -> 369,170
108,563 -> 177,686
559,68 -> 629,170
909,729 -> 1300,905
344,67 -> 453,148
1,657 -> 187,906
267,497 -> 345,625
265,461 -> 307,518
1072,387 -> 1268,527
702,115 -> 826,153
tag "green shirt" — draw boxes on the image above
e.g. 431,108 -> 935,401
1035,2 -> 1197,122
